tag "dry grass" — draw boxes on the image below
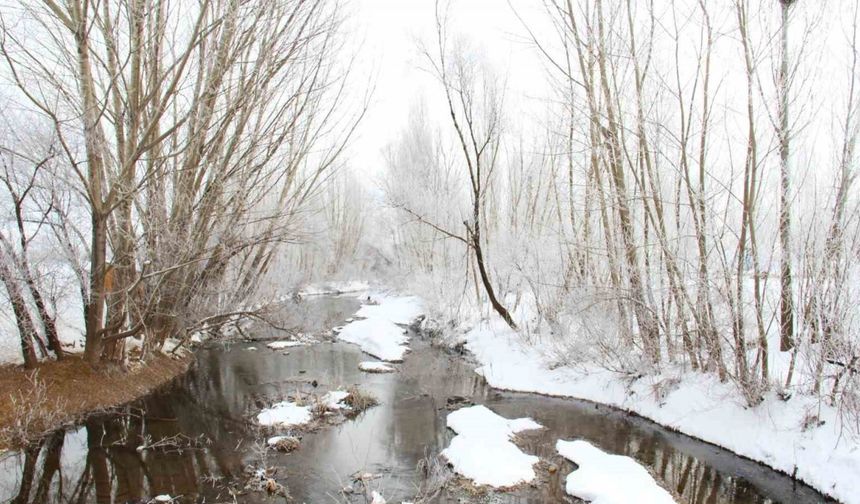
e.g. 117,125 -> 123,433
0,353 -> 191,450
413,453 -> 454,502
306,386 -> 379,422
343,385 -> 378,414
270,436 -> 301,453
243,465 -> 290,498
254,386 -> 379,441
0,371 -> 66,448
310,397 -> 333,418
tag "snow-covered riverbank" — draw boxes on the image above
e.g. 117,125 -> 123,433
302,284 -> 855,502
463,314 -> 859,504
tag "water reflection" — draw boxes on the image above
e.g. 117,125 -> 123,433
0,296 -> 835,504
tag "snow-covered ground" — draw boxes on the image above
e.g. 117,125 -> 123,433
336,294 -> 423,362
440,404 -> 543,488
464,316 -> 860,504
557,439 -> 676,504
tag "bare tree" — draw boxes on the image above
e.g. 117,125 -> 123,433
0,116 -> 65,364
421,2 -> 517,329
1,0 -> 359,365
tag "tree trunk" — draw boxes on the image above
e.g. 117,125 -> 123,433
0,255 -> 40,368
778,0 -> 796,351
84,214 -> 108,365
469,222 -> 517,329
11,442 -> 41,504
17,258 -> 63,360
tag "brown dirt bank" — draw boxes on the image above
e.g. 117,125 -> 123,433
0,353 -> 192,451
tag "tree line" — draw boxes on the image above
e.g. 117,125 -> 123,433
384,0 -> 860,430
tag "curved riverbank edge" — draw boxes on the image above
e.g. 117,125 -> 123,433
0,352 -> 193,452
459,318 -> 855,504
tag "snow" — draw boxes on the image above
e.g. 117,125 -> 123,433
256,401 -> 312,427
337,295 -> 423,362
266,435 -> 297,447
464,316 -> 860,504
338,319 -> 409,361
321,390 -> 350,410
299,280 -> 370,296
266,340 -> 306,350
370,491 -> 386,504
440,405 -> 543,488
259,392 -> 348,427
266,332 -> 317,349
556,440 -> 676,504
355,295 -> 424,324
446,404 -> 543,438
359,361 -> 396,373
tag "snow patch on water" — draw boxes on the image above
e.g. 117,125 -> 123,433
359,361 -> 396,373
266,435 -> 290,446
440,404 -> 543,488
337,295 -> 423,362
355,295 -> 424,324
266,340 -> 306,350
322,390 -> 350,410
557,439 -> 676,504
256,401 -> 312,427
338,319 -> 409,361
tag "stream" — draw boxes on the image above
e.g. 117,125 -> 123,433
0,294 -> 834,503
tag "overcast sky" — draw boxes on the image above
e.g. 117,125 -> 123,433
345,0 -> 549,178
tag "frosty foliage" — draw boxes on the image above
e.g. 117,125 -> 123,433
374,0 -> 860,438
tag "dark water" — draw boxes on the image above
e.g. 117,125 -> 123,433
0,296 -> 833,503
